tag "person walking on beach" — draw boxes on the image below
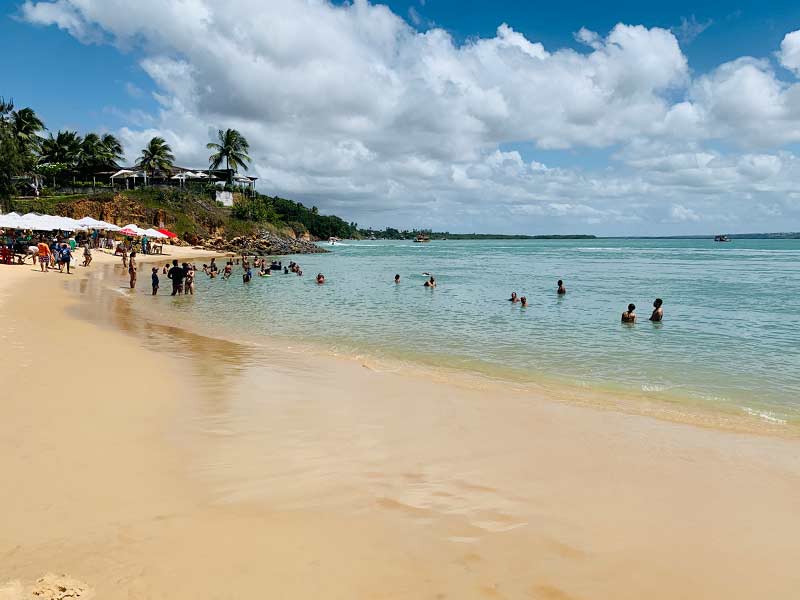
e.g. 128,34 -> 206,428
621,303 -> 636,323
121,246 -> 128,269
59,243 -> 72,274
82,243 -> 92,267
128,251 -> 137,289
168,259 -> 185,295
37,241 -> 50,272
557,280 -> 566,295
151,267 -> 159,295
649,298 -> 664,322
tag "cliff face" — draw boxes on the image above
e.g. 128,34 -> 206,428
50,192 -> 322,254
56,194 -> 166,228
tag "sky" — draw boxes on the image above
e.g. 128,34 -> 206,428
3,1 -> 800,235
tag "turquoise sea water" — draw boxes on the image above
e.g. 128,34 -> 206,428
152,238 -> 800,424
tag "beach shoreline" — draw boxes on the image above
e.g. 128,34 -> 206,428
2,256 -> 800,599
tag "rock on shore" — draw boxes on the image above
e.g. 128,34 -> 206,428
201,231 -> 328,255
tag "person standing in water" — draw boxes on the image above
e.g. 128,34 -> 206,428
621,303 -> 636,323
184,265 -> 195,295
151,267 -> 159,296
508,292 -> 519,303
520,296 -> 528,307
649,298 -> 664,322
316,273 -> 325,284
128,251 -> 137,289
557,280 -> 566,295
168,259 -> 185,295
424,276 -> 436,288
394,274 -> 400,284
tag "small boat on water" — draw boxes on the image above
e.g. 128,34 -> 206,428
714,234 -> 731,242
328,236 -> 340,245
414,233 -> 431,243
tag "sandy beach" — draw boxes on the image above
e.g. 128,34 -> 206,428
2,251 -> 800,599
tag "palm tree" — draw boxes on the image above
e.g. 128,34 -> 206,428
11,107 -> 45,155
207,128 -> 251,183
136,136 -> 175,178
78,133 -> 123,171
101,133 -> 124,165
40,130 -> 82,167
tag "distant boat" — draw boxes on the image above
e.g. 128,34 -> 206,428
714,235 -> 731,242
414,233 -> 431,243
328,236 -> 339,245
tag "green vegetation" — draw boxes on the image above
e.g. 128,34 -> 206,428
231,194 -> 359,239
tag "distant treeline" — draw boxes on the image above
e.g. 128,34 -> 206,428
361,228 -> 596,240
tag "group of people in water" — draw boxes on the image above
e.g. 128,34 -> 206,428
506,279 -> 663,323
123,252 -> 666,323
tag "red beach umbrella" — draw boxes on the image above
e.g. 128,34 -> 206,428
157,228 -> 178,238
117,227 -> 140,236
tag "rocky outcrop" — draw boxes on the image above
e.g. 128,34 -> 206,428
201,231 -> 327,255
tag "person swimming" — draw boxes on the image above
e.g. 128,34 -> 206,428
424,276 -> 436,288
557,280 -> 566,295
394,274 -> 400,284
621,303 -> 636,323
649,298 -> 664,322
316,273 -> 325,284
259,267 -> 271,277
520,296 -> 528,307
508,292 -> 519,303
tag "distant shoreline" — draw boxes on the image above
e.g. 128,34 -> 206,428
358,232 -> 800,240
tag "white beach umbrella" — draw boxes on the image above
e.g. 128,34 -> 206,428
77,216 -> 107,228
122,224 -> 148,236
143,228 -> 168,239
0,212 -> 23,228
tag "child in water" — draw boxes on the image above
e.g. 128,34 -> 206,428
243,267 -> 252,283
557,280 -> 566,294
151,267 -> 159,296
316,273 -> 325,284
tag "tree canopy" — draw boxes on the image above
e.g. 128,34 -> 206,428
207,128 -> 251,182
136,136 -> 175,174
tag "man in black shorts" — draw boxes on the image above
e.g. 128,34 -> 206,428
168,259 -> 185,295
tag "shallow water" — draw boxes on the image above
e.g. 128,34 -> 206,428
134,238 -> 800,424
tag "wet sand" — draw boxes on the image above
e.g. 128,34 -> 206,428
2,256 -> 800,599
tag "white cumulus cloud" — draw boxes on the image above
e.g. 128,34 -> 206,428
16,0 -> 800,234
